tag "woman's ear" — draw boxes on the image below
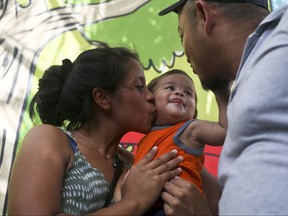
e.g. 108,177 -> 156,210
91,88 -> 111,110
196,0 -> 215,35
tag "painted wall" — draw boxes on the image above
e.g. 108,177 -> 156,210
0,0 -> 287,214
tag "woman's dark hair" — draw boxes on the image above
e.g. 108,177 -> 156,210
29,41 -> 140,130
147,69 -> 198,118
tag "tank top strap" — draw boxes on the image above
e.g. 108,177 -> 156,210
58,127 -> 78,153
173,119 -> 204,156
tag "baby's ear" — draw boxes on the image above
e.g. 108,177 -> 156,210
91,87 -> 111,110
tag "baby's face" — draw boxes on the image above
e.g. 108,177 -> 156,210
153,74 -> 196,126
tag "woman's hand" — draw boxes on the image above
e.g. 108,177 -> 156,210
121,146 -> 183,214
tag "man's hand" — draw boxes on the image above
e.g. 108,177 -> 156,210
162,177 -> 212,216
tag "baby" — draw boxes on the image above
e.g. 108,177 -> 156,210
134,69 -> 229,215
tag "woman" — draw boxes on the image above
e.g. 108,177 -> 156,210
7,42 -> 183,215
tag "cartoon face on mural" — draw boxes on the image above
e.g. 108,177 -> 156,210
1,0 -> 287,214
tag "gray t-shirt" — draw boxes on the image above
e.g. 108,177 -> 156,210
218,5 -> 288,215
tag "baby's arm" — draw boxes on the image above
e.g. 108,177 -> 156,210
181,85 -> 231,148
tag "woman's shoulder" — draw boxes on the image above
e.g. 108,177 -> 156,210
27,123 -> 62,133
22,124 -> 72,160
25,124 -> 67,143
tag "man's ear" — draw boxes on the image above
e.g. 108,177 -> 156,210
91,88 -> 111,110
196,0 -> 215,35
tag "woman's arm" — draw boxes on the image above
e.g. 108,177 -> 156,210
8,125 -> 72,215
8,126 -> 183,216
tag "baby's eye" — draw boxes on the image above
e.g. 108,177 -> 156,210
184,91 -> 193,97
165,86 -> 174,91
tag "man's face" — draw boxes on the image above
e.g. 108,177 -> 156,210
177,3 -> 229,91
178,6 -> 200,75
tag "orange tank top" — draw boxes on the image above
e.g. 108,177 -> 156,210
134,120 -> 205,196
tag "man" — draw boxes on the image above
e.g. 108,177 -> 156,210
159,0 -> 288,215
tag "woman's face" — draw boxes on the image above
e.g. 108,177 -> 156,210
110,59 -> 156,134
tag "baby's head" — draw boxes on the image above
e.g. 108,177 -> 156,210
148,69 -> 198,126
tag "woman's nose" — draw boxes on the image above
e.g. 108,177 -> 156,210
145,88 -> 154,104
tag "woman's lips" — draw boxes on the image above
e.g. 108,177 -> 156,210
151,109 -> 157,120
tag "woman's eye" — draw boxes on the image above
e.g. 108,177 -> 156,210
136,86 -> 145,92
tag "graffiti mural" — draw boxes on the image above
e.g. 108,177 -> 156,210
1,0 -> 287,214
